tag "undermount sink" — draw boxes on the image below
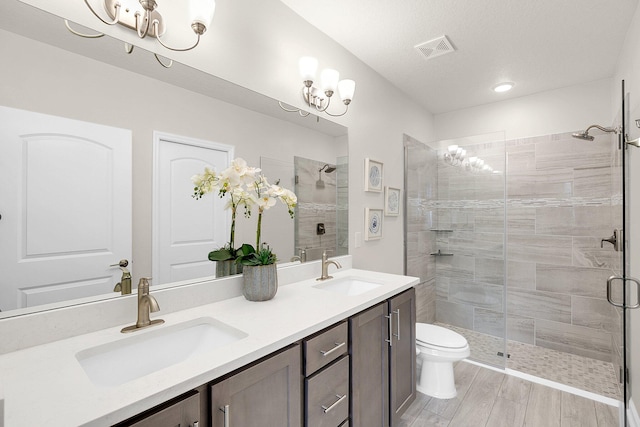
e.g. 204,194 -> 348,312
76,317 -> 247,387
313,276 -> 383,296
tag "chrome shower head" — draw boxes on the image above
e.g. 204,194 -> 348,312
319,164 -> 336,173
572,124 -> 619,141
571,131 -> 594,141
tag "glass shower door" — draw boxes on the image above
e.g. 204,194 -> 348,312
404,132 -> 508,369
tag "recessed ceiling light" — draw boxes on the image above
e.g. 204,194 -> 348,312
493,82 -> 514,93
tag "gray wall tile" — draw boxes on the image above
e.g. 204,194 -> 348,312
474,308 -> 505,338
507,288 -> 571,324
449,281 -> 503,311
507,260 -> 536,289
574,167 -> 611,199
572,296 -> 615,332
475,257 -> 505,285
536,264 -> 611,299
435,299 -> 474,329
508,234 -> 573,265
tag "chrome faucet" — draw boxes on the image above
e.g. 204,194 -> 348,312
317,250 -> 342,281
121,278 -> 165,333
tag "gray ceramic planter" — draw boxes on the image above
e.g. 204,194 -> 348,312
242,263 -> 278,301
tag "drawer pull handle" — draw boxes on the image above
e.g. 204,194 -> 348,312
219,404 -> 230,427
385,314 -> 392,346
322,394 -> 347,413
320,341 -> 346,357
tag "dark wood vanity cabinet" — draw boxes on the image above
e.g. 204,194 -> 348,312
210,344 -> 302,427
114,387 -> 203,427
349,288 -> 416,427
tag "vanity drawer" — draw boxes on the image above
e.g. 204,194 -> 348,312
304,321 -> 348,376
306,355 -> 349,427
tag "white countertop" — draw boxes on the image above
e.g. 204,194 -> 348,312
0,268 -> 418,426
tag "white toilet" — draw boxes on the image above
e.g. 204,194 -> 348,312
415,323 -> 470,399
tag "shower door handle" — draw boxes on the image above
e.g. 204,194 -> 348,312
606,276 -> 640,309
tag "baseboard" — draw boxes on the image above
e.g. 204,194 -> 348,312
630,398 -> 640,427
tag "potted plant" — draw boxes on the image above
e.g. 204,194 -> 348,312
191,158 -> 260,277
237,175 -> 297,301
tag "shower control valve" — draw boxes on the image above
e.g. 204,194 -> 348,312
601,229 -> 623,252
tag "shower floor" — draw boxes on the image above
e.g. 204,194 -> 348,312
436,323 -> 622,400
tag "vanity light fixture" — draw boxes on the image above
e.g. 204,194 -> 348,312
66,0 -> 215,67
493,82 -> 514,93
279,56 -> 356,117
443,145 -> 495,173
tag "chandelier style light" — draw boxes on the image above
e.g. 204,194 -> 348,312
279,56 -> 356,117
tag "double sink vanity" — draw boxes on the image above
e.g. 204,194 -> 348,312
0,256 -> 418,426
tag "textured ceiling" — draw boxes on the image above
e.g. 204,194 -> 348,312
280,0 -> 639,114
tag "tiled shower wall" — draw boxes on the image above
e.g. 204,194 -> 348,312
427,131 -> 621,364
404,135 -> 438,324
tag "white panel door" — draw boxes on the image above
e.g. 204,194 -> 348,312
0,106 -> 132,311
153,133 -> 232,284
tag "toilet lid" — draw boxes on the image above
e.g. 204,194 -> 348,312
416,323 -> 467,349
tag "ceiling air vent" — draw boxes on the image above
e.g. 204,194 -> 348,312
415,35 -> 455,60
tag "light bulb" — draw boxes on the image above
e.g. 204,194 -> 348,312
338,79 -> 356,103
189,0 -> 216,29
320,68 -> 339,95
299,56 -> 318,82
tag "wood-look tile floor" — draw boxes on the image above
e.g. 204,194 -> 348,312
399,362 -> 619,427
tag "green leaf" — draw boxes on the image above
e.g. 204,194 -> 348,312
208,248 -> 234,261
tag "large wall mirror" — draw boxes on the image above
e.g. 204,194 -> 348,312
0,1 -> 348,318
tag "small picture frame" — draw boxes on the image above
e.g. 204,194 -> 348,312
365,208 -> 383,240
384,187 -> 401,216
364,158 -> 383,192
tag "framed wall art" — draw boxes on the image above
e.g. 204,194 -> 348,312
364,158 -> 383,192
365,207 -> 383,240
384,187 -> 401,216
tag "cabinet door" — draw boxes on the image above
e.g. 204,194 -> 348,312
210,345 -> 302,427
389,288 -> 416,426
349,302 -> 389,427
123,390 -> 200,427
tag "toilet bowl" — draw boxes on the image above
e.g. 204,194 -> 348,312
416,323 -> 470,399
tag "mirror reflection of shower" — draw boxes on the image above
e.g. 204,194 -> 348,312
295,156 -> 346,262
442,144 -> 500,174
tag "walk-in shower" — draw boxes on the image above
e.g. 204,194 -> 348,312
404,128 -> 624,403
